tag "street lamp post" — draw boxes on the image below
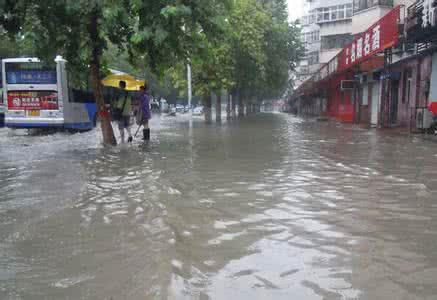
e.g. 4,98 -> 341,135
187,61 -> 192,116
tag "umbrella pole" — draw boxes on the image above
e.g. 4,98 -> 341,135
134,124 -> 143,138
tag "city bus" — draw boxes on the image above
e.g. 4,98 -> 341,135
0,61 -> 4,127
1,56 -> 98,130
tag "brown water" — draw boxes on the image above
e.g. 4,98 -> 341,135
1,114 -> 437,300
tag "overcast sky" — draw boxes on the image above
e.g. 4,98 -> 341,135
288,0 -> 304,21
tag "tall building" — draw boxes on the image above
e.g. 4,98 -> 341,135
352,1 -> 415,35
295,0 -> 354,88
291,0 -> 433,132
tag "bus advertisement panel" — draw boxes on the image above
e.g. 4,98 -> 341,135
5,62 -> 57,85
2,57 -> 98,131
6,70 -> 57,85
0,62 -> 4,126
7,91 -> 59,110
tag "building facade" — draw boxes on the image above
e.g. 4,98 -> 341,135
291,0 -> 437,134
295,0 -> 354,88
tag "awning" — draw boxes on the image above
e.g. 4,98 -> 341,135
101,73 -> 145,91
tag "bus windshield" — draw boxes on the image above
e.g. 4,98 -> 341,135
5,62 -> 57,85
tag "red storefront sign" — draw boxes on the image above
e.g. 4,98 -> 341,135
429,102 -> 437,116
8,91 -> 59,110
338,6 -> 401,71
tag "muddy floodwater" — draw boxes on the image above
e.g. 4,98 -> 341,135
1,113 -> 437,300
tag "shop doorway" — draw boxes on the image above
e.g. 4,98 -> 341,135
390,80 -> 400,125
371,81 -> 380,126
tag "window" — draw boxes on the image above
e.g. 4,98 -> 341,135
346,7 -> 353,17
331,7 -> 338,20
323,7 -> 330,20
309,12 -> 316,24
69,89 -> 96,104
308,52 -> 319,65
303,30 -> 320,46
67,69 -> 96,104
316,4 -> 353,23
321,34 -> 354,50
338,5 -> 345,19
317,10 -> 323,22
353,0 -> 393,13
302,10 -> 317,26
5,62 -> 57,85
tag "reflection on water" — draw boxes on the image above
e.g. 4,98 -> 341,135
1,114 -> 437,299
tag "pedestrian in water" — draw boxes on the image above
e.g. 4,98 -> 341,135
135,84 -> 151,141
116,81 -> 133,143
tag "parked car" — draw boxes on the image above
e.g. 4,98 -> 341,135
193,106 -> 203,116
168,106 -> 177,116
176,104 -> 185,112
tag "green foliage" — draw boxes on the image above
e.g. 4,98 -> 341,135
1,0 -> 133,78
237,0 -> 303,101
166,0 -> 303,104
1,0 -> 302,106
231,0 -> 270,96
127,0 -> 231,77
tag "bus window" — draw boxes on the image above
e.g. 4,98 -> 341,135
5,62 -> 57,85
0,74 -> 3,103
69,88 -> 96,103
66,68 -> 96,104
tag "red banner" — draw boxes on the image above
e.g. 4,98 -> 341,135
338,5 -> 401,71
429,102 -> 437,116
8,91 -> 59,110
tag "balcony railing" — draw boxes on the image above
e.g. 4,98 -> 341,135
405,0 -> 437,43
353,0 -> 394,14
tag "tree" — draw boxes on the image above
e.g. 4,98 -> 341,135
168,0 -> 302,120
261,1 -> 291,102
127,0 -> 232,77
1,0 -> 135,145
166,1 -> 233,123
169,38 -> 233,123
229,0 -> 270,116
1,0 -> 234,143
258,0 -> 303,102
235,0 -> 303,112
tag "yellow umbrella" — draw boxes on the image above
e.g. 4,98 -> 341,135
101,73 -> 145,91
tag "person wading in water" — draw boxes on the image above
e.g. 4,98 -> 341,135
115,81 -> 133,143
134,84 -> 151,141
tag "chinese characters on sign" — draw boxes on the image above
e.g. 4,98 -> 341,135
6,71 -> 57,85
338,6 -> 400,71
7,91 -> 58,110
296,5 -> 401,95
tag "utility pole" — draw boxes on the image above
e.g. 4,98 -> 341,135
187,61 -> 192,115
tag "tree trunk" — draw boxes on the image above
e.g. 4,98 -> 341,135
247,102 -> 252,114
89,7 -> 116,146
231,91 -> 236,118
216,90 -> 222,122
238,95 -> 245,117
203,92 -> 212,123
226,92 -> 231,120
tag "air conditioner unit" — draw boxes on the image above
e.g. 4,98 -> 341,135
416,109 -> 434,129
341,80 -> 356,90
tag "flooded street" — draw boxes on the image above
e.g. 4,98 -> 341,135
1,113 -> 437,300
